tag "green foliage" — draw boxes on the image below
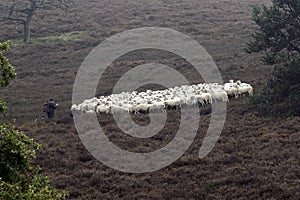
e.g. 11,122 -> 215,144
0,41 -> 16,87
245,0 -> 300,64
0,98 -> 7,115
246,0 -> 300,116
0,41 -> 16,116
0,41 -> 67,199
0,122 -> 39,183
0,123 -> 67,200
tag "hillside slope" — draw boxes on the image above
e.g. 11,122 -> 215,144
1,0 -> 299,199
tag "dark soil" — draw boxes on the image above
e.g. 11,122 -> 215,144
1,0 -> 299,199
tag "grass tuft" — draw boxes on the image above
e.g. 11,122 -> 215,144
13,31 -> 88,45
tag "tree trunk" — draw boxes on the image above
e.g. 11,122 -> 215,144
23,1 -> 36,44
23,20 -> 31,43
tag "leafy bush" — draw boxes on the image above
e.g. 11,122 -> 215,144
246,0 -> 300,116
0,41 -> 16,116
0,123 -> 67,200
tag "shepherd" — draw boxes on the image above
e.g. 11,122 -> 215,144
44,99 -> 59,120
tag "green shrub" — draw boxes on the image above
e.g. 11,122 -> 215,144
246,0 -> 300,116
0,123 -> 68,200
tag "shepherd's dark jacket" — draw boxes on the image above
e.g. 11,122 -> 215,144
47,100 -> 57,118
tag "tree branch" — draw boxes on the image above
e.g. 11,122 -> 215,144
0,0 -> 74,43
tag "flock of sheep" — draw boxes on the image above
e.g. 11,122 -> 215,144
71,80 -> 253,114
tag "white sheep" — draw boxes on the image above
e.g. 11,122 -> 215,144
210,89 -> 229,103
74,80 -> 253,115
164,97 -> 181,110
85,110 -> 96,114
71,104 -> 78,111
194,94 -> 205,105
87,102 -> 97,111
238,84 -> 253,96
136,103 -> 152,114
110,105 -> 127,114
96,105 -> 110,114
151,101 -> 165,112
224,83 -> 240,99
201,92 -> 212,104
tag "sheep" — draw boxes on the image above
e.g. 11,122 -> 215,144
234,80 -> 253,96
164,97 -> 181,110
110,105 -> 127,114
136,103 -> 152,114
238,84 -> 253,96
150,101 -> 165,112
224,83 -> 240,99
184,96 -> 195,107
87,102 -> 97,111
85,110 -> 96,114
77,103 -> 89,112
210,89 -> 229,103
122,103 -> 137,114
96,105 -> 110,114
194,94 -> 205,105
202,84 -> 210,93
74,80 -> 253,115
71,104 -> 78,111
201,92 -> 212,104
